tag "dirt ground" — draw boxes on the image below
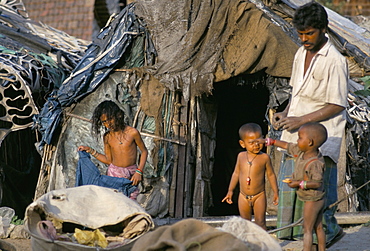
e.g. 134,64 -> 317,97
279,224 -> 370,251
1,224 -> 370,250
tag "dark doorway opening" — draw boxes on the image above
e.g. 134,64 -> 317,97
209,74 -> 270,216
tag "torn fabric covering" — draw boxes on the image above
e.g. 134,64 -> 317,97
134,0 -> 298,100
25,185 -> 155,250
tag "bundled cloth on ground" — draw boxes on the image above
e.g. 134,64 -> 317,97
131,218 -> 249,251
24,185 -> 154,250
132,217 -> 281,251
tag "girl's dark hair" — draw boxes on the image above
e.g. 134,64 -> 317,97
91,100 -> 126,137
293,2 -> 328,31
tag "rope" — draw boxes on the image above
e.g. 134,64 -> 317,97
268,178 -> 370,234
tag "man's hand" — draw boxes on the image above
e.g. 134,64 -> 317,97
278,116 -> 303,132
276,104 -> 344,132
272,111 -> 288,130
131,172 -> 142,186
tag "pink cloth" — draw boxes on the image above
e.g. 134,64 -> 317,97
107,164 -> 140,200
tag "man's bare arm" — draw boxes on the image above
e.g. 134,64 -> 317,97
278,103 -> 344,132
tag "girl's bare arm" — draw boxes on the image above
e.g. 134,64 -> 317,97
130,128 -> 148,185
77,141 -> 111,165
133,129 -> 148,172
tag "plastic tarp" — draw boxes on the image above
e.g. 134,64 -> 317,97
33,3 -> 156,149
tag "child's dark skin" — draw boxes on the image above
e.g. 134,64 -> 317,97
78,113 -> 148,186
222,124 -> 278,230
258,124 -> 326,251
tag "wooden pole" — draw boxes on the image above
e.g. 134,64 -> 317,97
175,95 -> 188,218
169,92 -> 179,217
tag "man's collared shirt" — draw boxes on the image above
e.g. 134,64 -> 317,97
281,39 -> 348,163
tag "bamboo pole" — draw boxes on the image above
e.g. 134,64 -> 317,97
33,144 -> 53,201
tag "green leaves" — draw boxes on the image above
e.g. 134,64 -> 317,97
354,76 -> 370,97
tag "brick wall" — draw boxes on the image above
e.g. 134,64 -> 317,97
20,0 -> 370,41
22,0 -> 95,41
334,0 -> 370,16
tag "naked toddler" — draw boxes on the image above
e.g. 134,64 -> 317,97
222,123 -> 279,230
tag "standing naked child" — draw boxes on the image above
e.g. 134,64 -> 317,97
78,100 -> 148,199
222,123 -> 279,230
263,123 -> 327,251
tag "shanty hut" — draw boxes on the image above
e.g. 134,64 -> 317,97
33,0 -> 370,220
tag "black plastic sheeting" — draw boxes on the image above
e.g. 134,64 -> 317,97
33,4 -> 157,149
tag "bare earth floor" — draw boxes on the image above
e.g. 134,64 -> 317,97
1,224 -> 370,250
279,225 -> 370,251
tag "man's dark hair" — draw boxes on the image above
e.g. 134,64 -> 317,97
293,1 -> 328,30
91,100 -> 126,138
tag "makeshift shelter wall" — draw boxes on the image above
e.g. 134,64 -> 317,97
45,72 -> 141,189
39,71 -> 173,218
39,68 -> 221,218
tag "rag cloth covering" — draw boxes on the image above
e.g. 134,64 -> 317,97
134,0 -> 297,102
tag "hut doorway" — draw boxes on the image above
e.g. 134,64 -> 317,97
208,74 -> 270,216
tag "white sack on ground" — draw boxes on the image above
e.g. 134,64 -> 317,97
24,185 -> 154,250
219,216 -> 282,251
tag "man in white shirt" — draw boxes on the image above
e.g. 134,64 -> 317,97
272,2 -> 348,248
